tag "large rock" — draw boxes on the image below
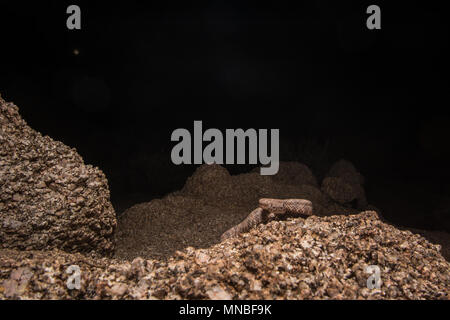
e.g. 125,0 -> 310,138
321,177 -> 357,204
322,159 -> 367,209
0,95 -> 116,256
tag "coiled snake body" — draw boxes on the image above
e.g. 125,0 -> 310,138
220,198 -> 313,241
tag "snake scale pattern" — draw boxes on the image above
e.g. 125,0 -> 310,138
220,198 -> 313,241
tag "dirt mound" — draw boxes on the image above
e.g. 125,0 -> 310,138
1,212 -> 449,299
182,164 -> 236,202
115,162 -> 375,260
0,95 -> 116,256
327,159 -> 365,186
114,195 -> 251,261
253,161 -> 318,187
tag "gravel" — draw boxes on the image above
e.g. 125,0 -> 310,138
1,211 -> 449,299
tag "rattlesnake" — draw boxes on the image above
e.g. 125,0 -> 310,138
220,198 -> 313,241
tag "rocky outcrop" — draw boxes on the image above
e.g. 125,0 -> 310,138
322,159 -> 368,209
0,95 -> 116,256
1,211 -> 449,299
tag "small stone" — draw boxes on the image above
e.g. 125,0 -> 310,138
36,181 -> 46,188
206,286 -> 232,300
12,193 -> 23,202
55,210 -> 64,217
251,280 -> 262,291
326,287 -> 340,298
107,284 -> 128,297
195,252 -> 210,265
3,279 -> 19,298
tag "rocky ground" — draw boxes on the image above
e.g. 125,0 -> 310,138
1,212 -> 449,299
0,95 -> 449,300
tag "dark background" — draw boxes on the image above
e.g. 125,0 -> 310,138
0,1 -> 449,230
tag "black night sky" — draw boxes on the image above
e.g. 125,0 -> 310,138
0,1 -> 449,230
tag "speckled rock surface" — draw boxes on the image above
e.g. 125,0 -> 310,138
1,211 -> 449,300
0,95 -> 116,256
322,177 -> 357,204
322,159 -> 367,209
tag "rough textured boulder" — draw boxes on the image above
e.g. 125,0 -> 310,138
322,159 -> 367,209
321,177 -> 357,204
0,95 -> 116,256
